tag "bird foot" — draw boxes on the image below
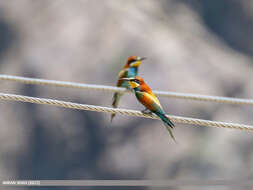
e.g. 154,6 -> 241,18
126,87 -> 134,92
141,109 -> 153,115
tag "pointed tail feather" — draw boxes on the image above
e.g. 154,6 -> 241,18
156,112 -> 176,142
111,93 -> 122,122
163,123 -> 176,143
111,114 -> 116,123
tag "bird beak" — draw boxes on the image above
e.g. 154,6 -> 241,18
139,57 -> 147,61
119,78 -> 131,81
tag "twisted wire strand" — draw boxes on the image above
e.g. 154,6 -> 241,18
0,92 -> 252,131
0,74 -> 253,105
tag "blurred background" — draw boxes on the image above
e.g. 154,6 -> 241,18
0,0 -> 253,189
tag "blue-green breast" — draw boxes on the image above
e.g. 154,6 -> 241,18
121,67 -> 138,88
127,67 -> 138,78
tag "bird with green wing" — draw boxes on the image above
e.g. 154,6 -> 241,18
120,76 -> 176,141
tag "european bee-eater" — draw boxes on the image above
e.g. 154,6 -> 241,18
121,76 -> 176,141
111,56 -> 146,122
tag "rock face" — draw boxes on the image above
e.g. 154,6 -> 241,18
0,0 -> 252,187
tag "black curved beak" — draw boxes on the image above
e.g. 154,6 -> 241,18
119,78 -> 131,81
140,57 -> 147,61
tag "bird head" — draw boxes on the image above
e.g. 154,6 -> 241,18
120,76 -> 144,89
126,56 -> 146,68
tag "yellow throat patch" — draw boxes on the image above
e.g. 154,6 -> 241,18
131,61 -> 141,67
129,81 -> 139,89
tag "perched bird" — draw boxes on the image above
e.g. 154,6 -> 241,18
111,56 -> 146,122
120,76 -> 176,141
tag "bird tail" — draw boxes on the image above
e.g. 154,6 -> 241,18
111,92 -> 122,122
156,112 -> 176,142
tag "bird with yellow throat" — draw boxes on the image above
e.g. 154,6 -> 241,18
121,76 -> 176,141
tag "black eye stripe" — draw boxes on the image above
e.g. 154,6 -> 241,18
130,79 -> 138,83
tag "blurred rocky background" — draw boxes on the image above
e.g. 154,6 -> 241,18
0,0 -> 253,189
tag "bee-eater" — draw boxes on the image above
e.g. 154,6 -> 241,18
111,56 -> 146,122
121,76 -> 176,141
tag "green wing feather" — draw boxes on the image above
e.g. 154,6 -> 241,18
111,68 -> 129,122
